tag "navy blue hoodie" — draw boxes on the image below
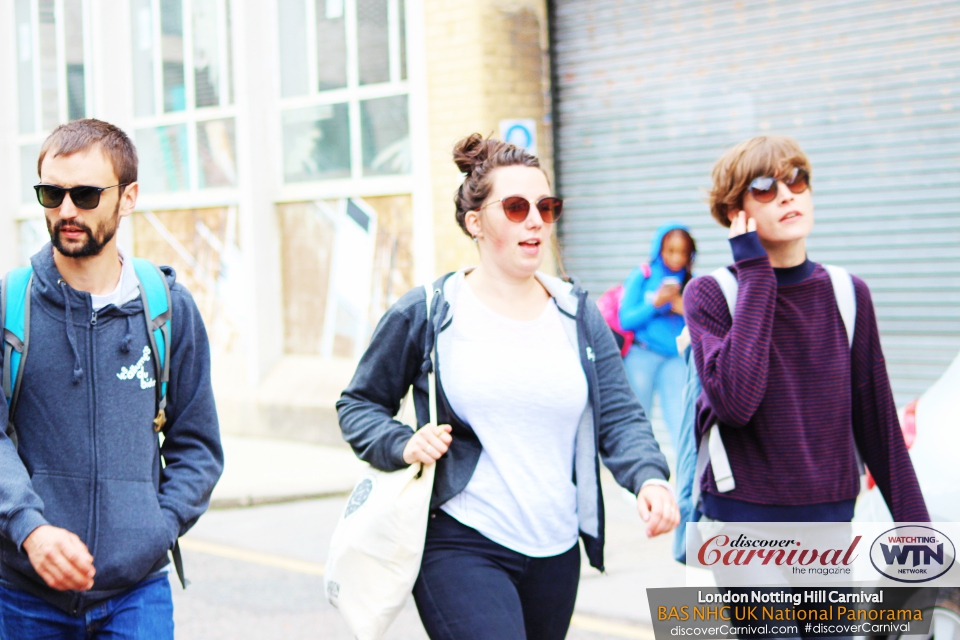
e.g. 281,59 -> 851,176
0,245 -> 223,614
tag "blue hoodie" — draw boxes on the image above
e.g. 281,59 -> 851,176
617,222 -> 693,358
0,245 -> 223,614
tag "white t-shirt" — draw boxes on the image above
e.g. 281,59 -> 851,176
91,262 -> 126,310
440,280 -> 589,557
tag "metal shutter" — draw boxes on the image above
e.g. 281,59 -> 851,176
551,0 -> 960,404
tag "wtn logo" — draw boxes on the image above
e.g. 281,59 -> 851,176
870,526 -> 956,583
880,543 -> 944,567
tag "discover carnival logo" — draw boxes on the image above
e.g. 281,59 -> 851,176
869,525 -> 956,583
696,533 -> 862,573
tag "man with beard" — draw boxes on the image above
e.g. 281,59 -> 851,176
0,119 -> 223,638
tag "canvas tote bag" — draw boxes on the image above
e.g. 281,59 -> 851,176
325,285 -> 439,640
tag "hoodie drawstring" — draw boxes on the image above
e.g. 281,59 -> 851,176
121,315 -> 133,354
59,280 -> 84,384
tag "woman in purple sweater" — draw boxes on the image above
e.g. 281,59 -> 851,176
683,135 -> 928,524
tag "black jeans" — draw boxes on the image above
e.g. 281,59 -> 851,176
412,510 -> 581,640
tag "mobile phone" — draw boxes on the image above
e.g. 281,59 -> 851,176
661,276 -> 680,288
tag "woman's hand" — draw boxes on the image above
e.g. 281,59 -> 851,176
728,210 -> 757,238
653,283 -> 680,307
669,290 -> 684,316
403,424 -> 453,465
637,484 -> 680,538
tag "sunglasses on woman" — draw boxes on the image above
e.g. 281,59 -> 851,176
34,183 -> 128,210
746,168 -> 809,203
480,196 -> 563,223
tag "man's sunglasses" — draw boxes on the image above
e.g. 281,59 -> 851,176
34,183 -> 128,210
746,168 -> 810,203
480,196 -> 563,223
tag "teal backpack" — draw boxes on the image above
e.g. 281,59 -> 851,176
1,258 -> 186,588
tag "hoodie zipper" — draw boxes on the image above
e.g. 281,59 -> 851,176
74,303 -> 100,613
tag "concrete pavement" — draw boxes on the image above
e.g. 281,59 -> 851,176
197,432 -> 713,634
210,436 -> 367,508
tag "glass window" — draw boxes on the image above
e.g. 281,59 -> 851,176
278,0 -> 308,97
361,95 -> 410,176
193,0 -> 221,107
225,0 -> 235,105
398,0 -> 407,80
282,104 -> 351,182
64,0 -> 86,120
38,0 -> 59,130
278,0 -> 408,183
136,124 -> 191,192
197,118 -> 238,187
160,0 -> 186,112
357,0 -> 389,85
18,219 -> 50,266
132,0 -> 236,194
317,0 -> 347,90
15,0 -> 35,134
20,144 -> 41,205
132,0 -> 156,117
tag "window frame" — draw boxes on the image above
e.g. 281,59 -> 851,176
15,0 -> 94,220
131,0 -> 240,209
276,0 -> 412,199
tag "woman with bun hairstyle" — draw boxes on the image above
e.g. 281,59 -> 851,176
337,134 -> 679,639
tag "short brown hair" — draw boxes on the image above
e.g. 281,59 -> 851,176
38,119 -> 138,185
452,133 -> 541,238
708,136 -> 811,227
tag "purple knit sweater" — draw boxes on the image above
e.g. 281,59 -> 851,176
683,232 -> 929,523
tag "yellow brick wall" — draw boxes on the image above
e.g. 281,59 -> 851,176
422,0 -> 555,277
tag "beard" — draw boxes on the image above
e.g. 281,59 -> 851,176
47,201 -> 121,258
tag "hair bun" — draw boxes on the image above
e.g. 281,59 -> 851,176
453,133 -> 491,175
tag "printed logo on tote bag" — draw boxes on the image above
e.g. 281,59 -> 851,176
344,478 -> 375,518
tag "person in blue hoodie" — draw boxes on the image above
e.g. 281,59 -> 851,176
0,119 -> 223,638
618,222 -> 696,457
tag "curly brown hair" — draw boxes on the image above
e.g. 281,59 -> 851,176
708,136 -> 811,227
452,133 -> 541,238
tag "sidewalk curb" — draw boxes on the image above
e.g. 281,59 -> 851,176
210,490 -> 352,510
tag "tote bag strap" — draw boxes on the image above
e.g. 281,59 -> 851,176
423,284 -> 438,426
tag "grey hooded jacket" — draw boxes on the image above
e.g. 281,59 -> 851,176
0,246 -> 223,614
337,270 -> 669,571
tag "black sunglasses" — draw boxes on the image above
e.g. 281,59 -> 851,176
480,196 -> 563,223
746,168 -> 809,203
34,183 -> 128,210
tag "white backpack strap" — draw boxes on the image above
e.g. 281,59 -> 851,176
823,265 -> 856,348
710,267 -> 738,319
708,424 -> 735,493
698,268 -> 738,496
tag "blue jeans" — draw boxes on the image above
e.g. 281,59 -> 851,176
0,574 -> 174,639
623,344 -> 686,456
413,511 -> 581,640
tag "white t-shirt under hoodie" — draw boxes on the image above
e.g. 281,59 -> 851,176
440,279 -> 589,557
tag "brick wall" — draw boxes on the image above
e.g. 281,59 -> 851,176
422,0 -> 554,276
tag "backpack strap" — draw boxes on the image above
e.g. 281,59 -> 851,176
823,265 -> 856,348
641,263 -> 652,279
131,259 -> 172,433
694,267 -> 741,495
130,259 -> 186,589
710,267 -> 738,318
2,266 -> 34,445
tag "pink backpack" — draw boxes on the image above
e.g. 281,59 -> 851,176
596,263 -> 651,358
